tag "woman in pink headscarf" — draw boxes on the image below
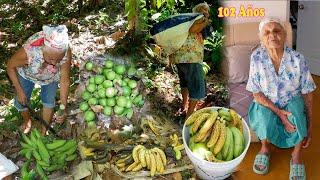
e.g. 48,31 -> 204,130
6,25 -> 72,134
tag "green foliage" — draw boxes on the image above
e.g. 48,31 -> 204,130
125,0 -> 184,33
177,1 -> 224,72
204,30 -> 224,71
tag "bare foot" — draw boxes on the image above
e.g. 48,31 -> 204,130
291,153 -> 303,164
175,108 -> 187,117
195,100 -> 206,110
40,126 -> 48,136
22,119 -> 32,134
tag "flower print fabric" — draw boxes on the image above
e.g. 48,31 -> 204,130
171,33 -> 204,64
17,31 -> 68,85
246,46 -> 316,108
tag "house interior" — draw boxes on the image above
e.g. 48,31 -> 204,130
220,1 -> 320,179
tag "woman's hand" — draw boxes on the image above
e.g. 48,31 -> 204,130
17,90 -> 27,105
302,125 -> 312,148
277,109 -> 296,133
55,109 -> 67,124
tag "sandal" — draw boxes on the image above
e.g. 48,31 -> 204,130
290,159 -> 306,180
253,153 -> 270,175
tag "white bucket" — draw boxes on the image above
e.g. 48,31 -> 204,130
182,107 -> 251,180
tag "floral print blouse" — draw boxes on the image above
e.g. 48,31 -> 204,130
246,46 -> 316,108
17,31 -> 68,85
171,33 -> 204,64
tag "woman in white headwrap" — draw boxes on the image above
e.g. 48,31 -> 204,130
169,2 -> 211,118
6,25 -> 72,134
247,17 -> 316,179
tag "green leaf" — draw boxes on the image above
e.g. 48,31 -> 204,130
178,0 -> 185,6
156,0 -> 162,9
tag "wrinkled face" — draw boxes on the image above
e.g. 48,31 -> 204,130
42,46 -> 65,66
260,22 -> 286,49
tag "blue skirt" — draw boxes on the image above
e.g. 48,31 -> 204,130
248,96 -> 307,148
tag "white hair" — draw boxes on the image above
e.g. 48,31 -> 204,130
192,2 -> 209,13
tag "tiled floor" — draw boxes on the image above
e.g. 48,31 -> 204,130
232,75 -> 320,179
229,82 -> 253,122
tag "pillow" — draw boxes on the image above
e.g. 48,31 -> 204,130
222,45 -> 256,83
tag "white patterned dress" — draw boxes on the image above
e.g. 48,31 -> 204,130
17,31 -> 68,85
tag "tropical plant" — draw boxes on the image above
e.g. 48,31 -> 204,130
125,0 -> 184,34
204,30 -> 224,71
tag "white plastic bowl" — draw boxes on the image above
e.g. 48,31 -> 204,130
182,107 -> 251,180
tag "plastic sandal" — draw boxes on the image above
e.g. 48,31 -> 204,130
253,154 -> 270,175
290,159 -> 306,180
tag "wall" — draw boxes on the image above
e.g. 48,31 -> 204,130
221,0 -> 290,24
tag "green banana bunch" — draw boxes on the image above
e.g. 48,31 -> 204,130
19,129 -> 78,178
230,127 -> 245,158
221,127 -> 232,160
186,107 -> 246,163
218,109 -> 231,122
225,132 -> 234,161
21,160 -> 36,180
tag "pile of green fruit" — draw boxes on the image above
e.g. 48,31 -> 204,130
81,60 -> 144,127
186,108 -> 246,162
19,129 -> 77,180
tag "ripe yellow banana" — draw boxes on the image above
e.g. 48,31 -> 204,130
173,144 -> 184,151
132,163 -> 143,172
236,121 -> 243,134
149,151 -> 157,176
145,150 -> 151,169
152,148 -> 167,165
185,108 -> 212,125
119,167 -> 126,172
194,111 -> 218,142
192,113 -> 211,133
152,151 -> 164,173
116,162 -> 126,168
170,134 -> 179,147
200,128 -> 212,143
148,120 -> 160,135
116,154 -> 132,165
84,148 -> 95,157
213,122 -> 227,154
229,109 -> 238,126
132,145 -> 145,162
138,148 -> 147,167
229,109 -> 243,133
207,121 -> 221,148
126,161 -> 139,172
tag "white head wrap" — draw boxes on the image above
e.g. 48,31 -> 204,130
192,2 -> 210,13
43,25 -> 69,51
259,17 -> 285,33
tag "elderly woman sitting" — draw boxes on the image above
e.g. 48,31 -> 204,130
6,25 -> 71,134
247,17 -> 316,179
